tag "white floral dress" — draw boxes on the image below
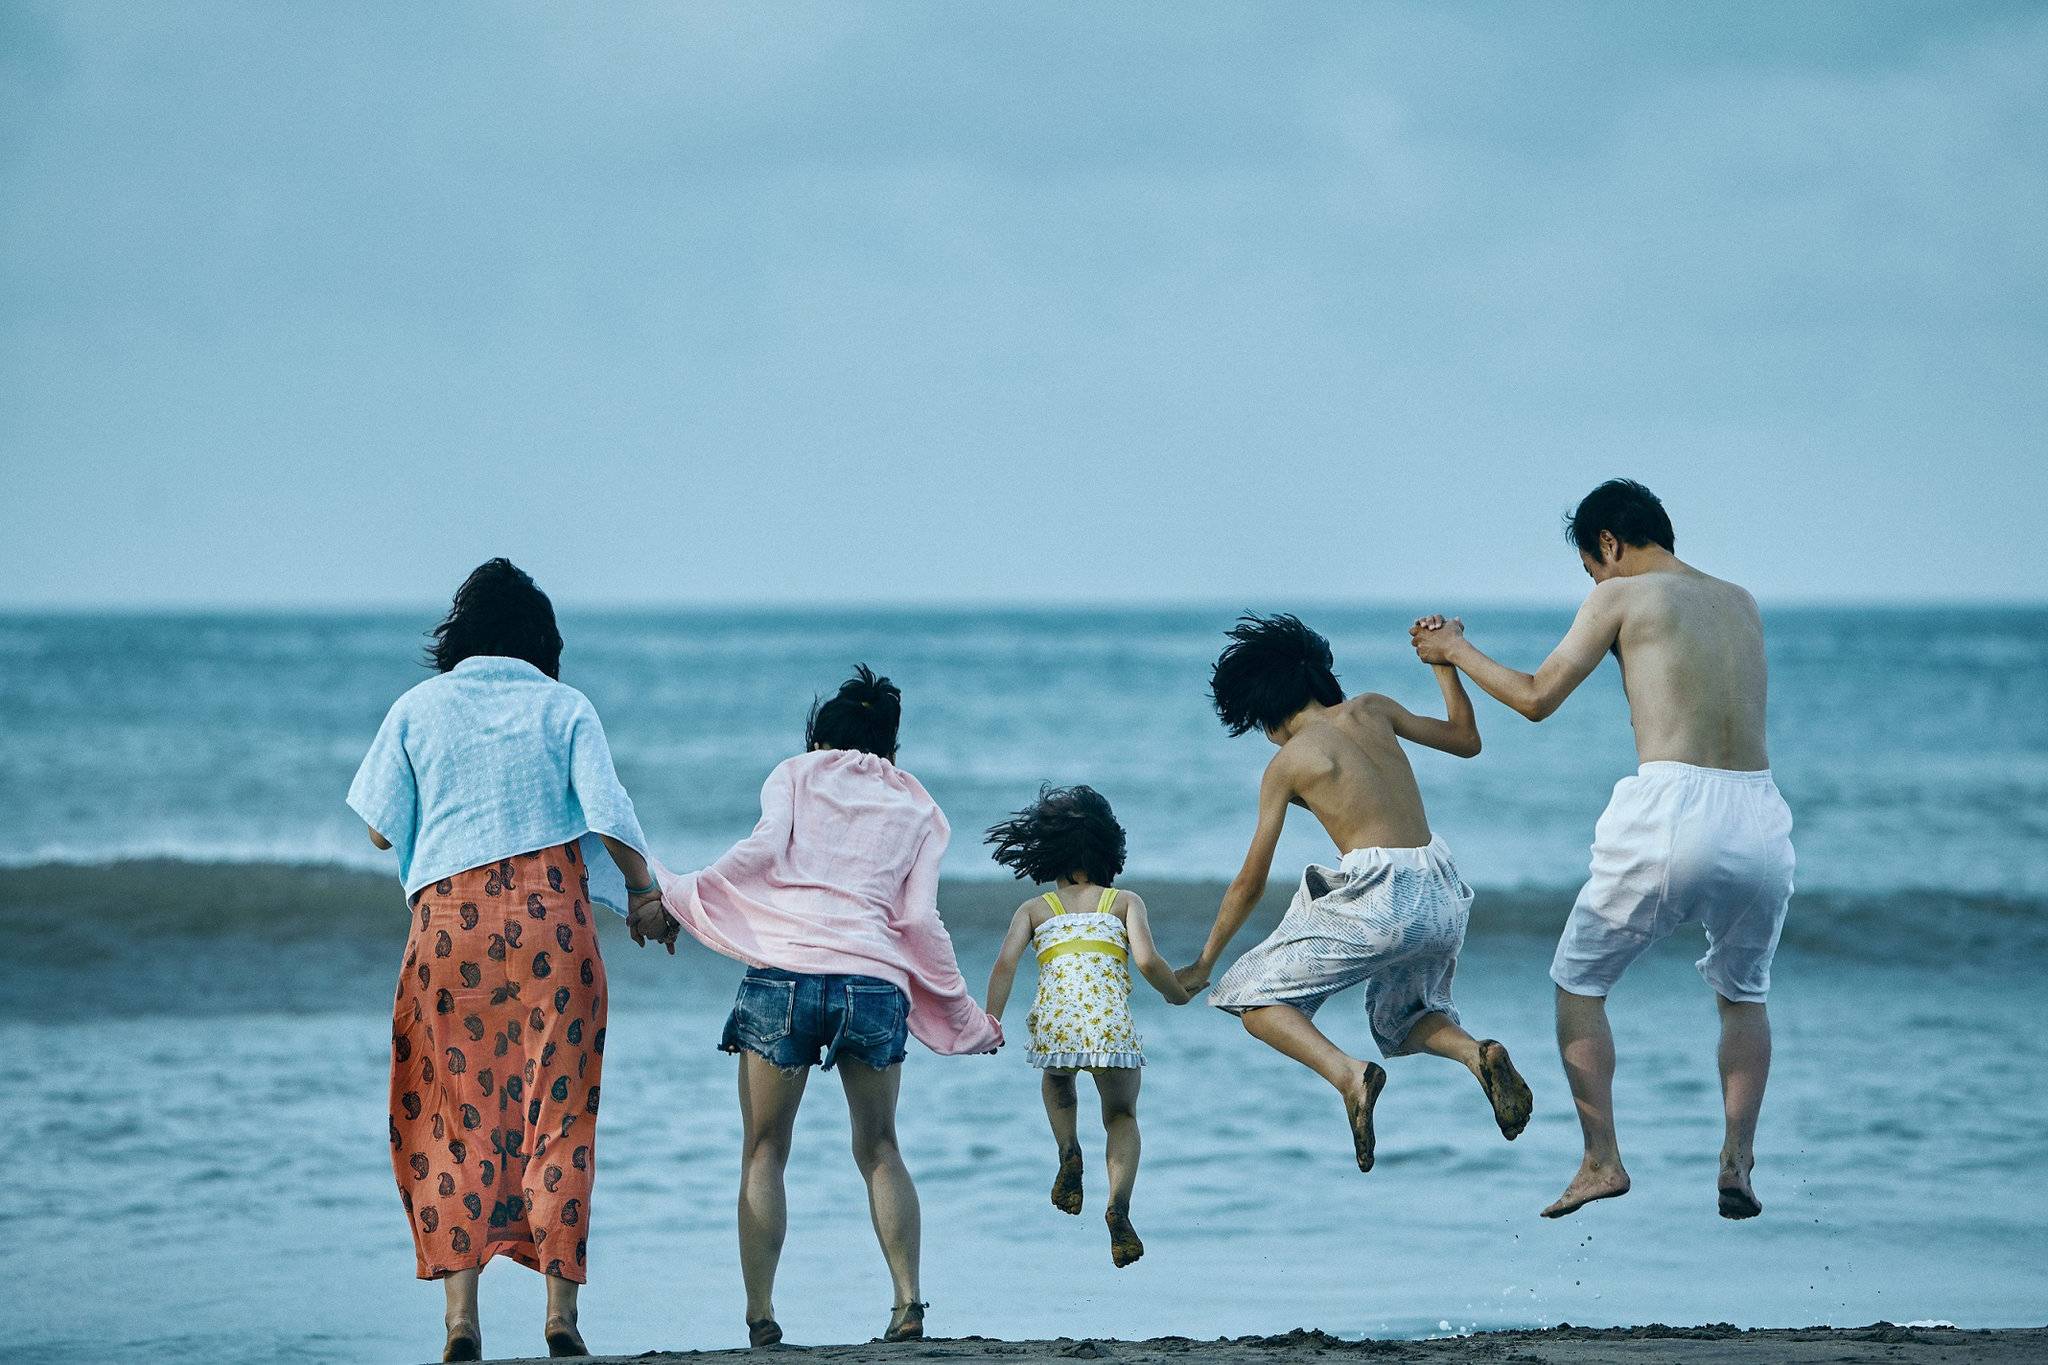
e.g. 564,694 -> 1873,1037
1026,889 -> 1143,1069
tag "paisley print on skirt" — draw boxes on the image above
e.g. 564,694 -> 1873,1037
390,842 -> 606,1281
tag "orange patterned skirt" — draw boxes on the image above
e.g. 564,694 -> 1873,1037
390,842 -> 606,1282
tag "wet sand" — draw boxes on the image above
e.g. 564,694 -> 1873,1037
479,1324 -> 2046,1364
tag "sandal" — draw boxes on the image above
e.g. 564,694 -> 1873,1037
882,1300 -> 927,1342
748,1317 -> 784,1348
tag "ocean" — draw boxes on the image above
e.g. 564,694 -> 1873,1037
4,606 -> 2045,1362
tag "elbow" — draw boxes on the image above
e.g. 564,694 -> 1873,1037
1521,693 -> 1559,722
1456,734 -> 1482,759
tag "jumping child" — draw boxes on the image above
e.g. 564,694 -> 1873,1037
1179,614 -> 1533,1171
983,785 -> 1190,1267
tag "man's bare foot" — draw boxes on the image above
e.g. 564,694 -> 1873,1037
1106,1202 -> 1145,1267
442,1320 -> 481,1363
1345,1063 -> 1388,1172
1541,1158 -> 1631,1217
1050,1144 -> 1083,1215
544,1313 -> 588,1358
1718,1157 -> 1762,1220
1475,1039 -> 1532,1140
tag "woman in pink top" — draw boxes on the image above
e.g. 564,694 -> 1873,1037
630,666 -> 1000,1347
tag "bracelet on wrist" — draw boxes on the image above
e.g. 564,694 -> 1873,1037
626,880 -> 659,898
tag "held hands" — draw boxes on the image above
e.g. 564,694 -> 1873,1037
1409,614 -> 1466,665
626,892 -> 676,954
1173,960 -> 1212,999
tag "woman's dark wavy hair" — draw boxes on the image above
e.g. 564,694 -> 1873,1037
985,784 -> 1127,887
1565,478 -> 1675,560
426,558 -> 563,679
1209,612 -> 1344,737
805,664 -> 902,762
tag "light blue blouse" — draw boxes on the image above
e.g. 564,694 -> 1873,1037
346,656 -> 651,914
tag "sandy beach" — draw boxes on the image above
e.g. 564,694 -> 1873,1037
475,1324 -> 2047,1364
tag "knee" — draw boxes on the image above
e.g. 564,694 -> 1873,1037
850,1130 -> 900,1173
744,1130 -> 792,1170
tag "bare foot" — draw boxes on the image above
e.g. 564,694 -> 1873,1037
1718,1156 -> 1762,1220
544,1313 -> 588,1358
1541,1158 -> 1631,1218
1050,1143 -> 1083,1215
1475,1039 -> 1532,1141
1345,1063 -> 1388,1172
442,1320 -> 481,1363
1106,1202 -> 1145,1267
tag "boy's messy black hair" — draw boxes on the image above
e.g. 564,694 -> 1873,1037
805,664 -> 901,763
427,558 -> 563,679
1565,478 -> 1675,560
985,784 -> 1127,887
1209,613 -> 1344,737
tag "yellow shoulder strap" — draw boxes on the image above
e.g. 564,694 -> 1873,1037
1096,886 -> 1118,916
1042,890 -> 1066,916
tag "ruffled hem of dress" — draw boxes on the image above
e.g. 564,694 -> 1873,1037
1028,1050 -> 1144,1069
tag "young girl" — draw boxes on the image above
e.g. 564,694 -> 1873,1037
984,785 -> 1190,1267
633,666 -> 1001,1346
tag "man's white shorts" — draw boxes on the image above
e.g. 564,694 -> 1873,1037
1552,762 -> 1795,1004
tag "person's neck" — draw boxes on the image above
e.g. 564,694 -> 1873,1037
1610,546 -> 1688,578
1055,875 -> 1099,894
1274,699 -> 1331,742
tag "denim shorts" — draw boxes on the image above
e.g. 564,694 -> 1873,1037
719,966 -> 910,1073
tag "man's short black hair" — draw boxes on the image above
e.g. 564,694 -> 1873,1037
1565,479 -> 1675,560
984,784 -> 1127,886
427,558 -> 563,679
1209,613 -> 1345,737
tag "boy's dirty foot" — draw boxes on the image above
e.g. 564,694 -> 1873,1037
1542,1157 -> 1631,1217
1345,1063 -> 1387,1172
1051,1143 -> 1084,1214
1106,1202 -> 1145,1267
441,1319 -> 481,1362
1718,1155 -> 1762,1220
544,1313 -> 588,1358
882,1301 -> 926,1343
1475,1039 -> 1532,1140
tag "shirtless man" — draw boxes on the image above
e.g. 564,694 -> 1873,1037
1411,479 -> 1795,1221
1177,613 -> 1533,1172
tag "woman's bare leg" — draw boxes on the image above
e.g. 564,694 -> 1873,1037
440,1268 -> 480,1360
838,1061 -> 921,1312
737,1053 -> 810,1325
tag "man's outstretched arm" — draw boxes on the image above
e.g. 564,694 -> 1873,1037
1413,589 -> 1621,722
1179,752 -> 1293,991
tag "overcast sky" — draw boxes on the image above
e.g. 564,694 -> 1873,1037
3,2 -> 2042,608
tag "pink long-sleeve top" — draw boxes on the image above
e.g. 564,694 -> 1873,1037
656,749 -> 1003,1056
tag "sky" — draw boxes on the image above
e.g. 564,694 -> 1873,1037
2,2 -> 2043,609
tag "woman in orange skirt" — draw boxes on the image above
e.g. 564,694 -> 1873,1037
351,559 -> 664,1362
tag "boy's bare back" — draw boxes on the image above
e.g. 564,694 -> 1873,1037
1275,696 -> 1435,853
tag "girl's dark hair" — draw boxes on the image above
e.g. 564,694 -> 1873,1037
1565,478 -> 1675,560
1209,612 -> 1344,737
427,558 -> 563,679
985,784 -> 1127,886
805,664 -> 901,762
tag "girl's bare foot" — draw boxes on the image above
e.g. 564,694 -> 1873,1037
1051,1143 -> 1084,1214
1105,1202 -> 1145,1267
1475,1039 -> 1532,1140
1345,1063 -> 1388,1172
882,1301 -> 927,1342
1542,1157 -> 1631,1217
544,1313 -> 588,1358
1718,1155 -> 1762,1219
441,1319 -> 481,1363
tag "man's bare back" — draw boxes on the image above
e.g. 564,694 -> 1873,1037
1415,555 -> 1770,772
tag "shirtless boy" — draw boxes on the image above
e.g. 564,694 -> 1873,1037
1412,479 -> 1795,1221
1177,613 -> 1532,1172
